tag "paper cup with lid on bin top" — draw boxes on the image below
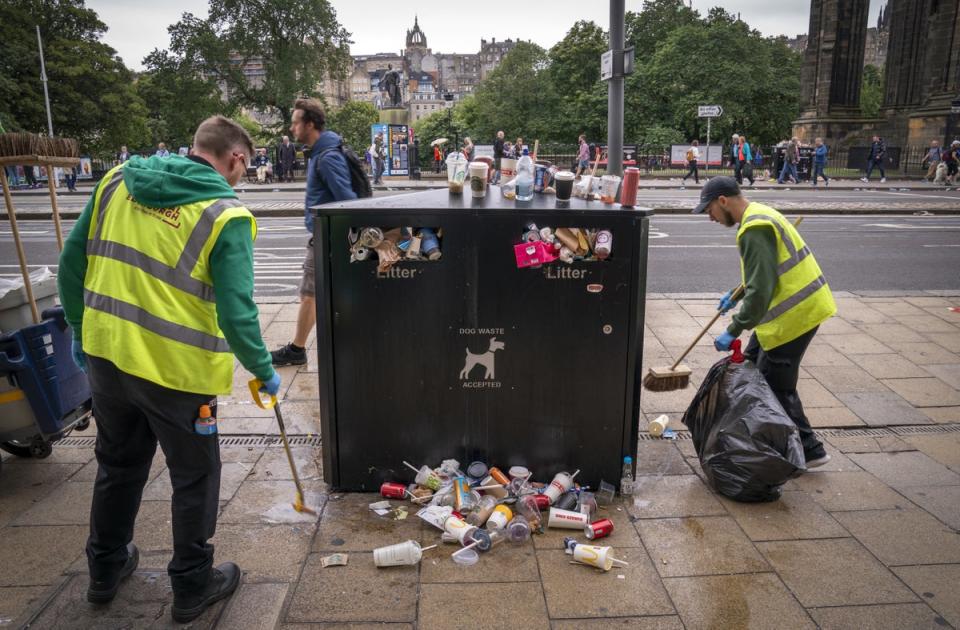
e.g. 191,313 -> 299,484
469,161 -> 489,198
547,506 -> 590,529
542,469 -> 580,504
446,152 -> 468,193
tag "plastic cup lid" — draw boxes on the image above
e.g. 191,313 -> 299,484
508,466 -> 529,479
452,548 -> 479,565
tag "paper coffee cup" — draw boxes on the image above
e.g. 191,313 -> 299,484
648,414 -> 669,437
548,507 -> 589,529
374,540 -> 422,567
487,505 -> 513,530
469,162 -> 489,198
573,544 -> 614,571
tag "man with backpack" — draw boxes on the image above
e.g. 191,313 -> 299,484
682,140 -> 700,184
861,135 -> 887,183
271,98 -> 361,366
373,132 -> 386,185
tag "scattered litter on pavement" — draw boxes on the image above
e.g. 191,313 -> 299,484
262,492 -> 322,523
321,553 -> 349,568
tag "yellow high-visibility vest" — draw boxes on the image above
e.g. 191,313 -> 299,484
736,202 -> 836,350
82,165 -> 256,394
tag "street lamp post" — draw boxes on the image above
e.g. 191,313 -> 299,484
607,0 -> 625,177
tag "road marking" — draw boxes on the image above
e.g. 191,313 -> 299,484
883,191 -> 960,201
922,244 -> 960,248
863,223 -> 960,229
0,230 -> 49,236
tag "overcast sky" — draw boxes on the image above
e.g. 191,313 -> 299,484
87,0 -> 885,71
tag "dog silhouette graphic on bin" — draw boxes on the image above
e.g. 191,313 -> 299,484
460,337 -> 505,380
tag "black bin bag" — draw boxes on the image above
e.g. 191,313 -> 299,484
681,340 -> 806,502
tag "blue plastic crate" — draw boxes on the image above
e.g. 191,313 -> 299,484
0,308 -> 91,437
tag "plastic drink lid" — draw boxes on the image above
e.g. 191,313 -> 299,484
452,548 -> 479,565
623,456 -> 632,464
508,466 -> 529,479
198,405 -> 211,419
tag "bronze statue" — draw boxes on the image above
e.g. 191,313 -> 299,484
379,64 -> 402,108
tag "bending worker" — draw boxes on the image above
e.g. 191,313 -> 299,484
693,176 -> 835,468
58,116 -> 281,622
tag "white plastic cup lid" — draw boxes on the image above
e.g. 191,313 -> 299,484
452,548 -> 479,565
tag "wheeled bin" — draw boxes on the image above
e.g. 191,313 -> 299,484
312,189 -> 653,491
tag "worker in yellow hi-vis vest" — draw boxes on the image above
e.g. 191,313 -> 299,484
693,176 -> 837,469
57,116 -> 280,623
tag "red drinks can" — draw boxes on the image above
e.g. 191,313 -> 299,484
380,482 -> 407,499
585,518 -> 614,540
620,168 -> 639,208
533,494 -> 551,510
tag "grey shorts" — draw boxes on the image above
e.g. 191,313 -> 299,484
299,238 -> 315,298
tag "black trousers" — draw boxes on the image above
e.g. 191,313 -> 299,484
682,159 -> 698,183
86,356 -> 221,593
743,326 -> 825,459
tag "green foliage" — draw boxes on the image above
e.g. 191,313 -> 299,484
137,49 -> 230,150
861,64 -> 883,118
413,108 -> 456,170
548,21 -> 609,142
327,100 -> 379,152
167,0 -> 352,129
0,0 -> 150,154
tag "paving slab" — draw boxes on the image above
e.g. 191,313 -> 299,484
313,493 -> 422,552
626,475 -> 726,519
792,471 -> 912,511
807,442 -> 862,472
850,353 -> 928,379
212,523 -> 314,582
807,365 -> 889,393
636,516 -> 769,577
219,446 -> 267,463
0,462 -> 84,527
24,571 -> 223,629
805,406 -> 865,427
808,603 -> 948,630
796,379 -> 844,408
633,442 -> 692,475
11,480 -> 93,525
886,342 -> 959,365
420,538 -> 539,583
857,323 -> 928,343
418,582 -> 549,630
802,341 -> 857,368
286,552 -> 417,623
899,485 -> 960,530
902,434 -> 960,472
249,446 -> 321,482
219,480 -> 326,525
217,582 -> 288,630
0,585 -> 48,628
132,501 -> 175,553
0,525 -> 87,586
663,573 -> 815,630
832,509 -> 960,566
757,538 -> 917,607
821,333 -> 893,355
824,435 -> 915,453
848,451 -> 960,488
922,406 -> 960,423
893,564 -> 960,629
836,391 -> 932,425
550,617 -> 684,630
895,315 -> 959,334
924,331 -> 960,353
922,363 -> 960,390
719,491 -> 848,541
142,461 -> 253,503
538,547 -> 674,618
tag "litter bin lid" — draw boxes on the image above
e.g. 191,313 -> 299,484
313,188 -> 654,218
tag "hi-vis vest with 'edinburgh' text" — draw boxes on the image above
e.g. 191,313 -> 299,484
736,202 -> 836,350
82,166 -> 255,394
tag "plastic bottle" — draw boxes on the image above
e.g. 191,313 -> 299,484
506,514 -> 531,542
620,456 -> 634,496
466,495 -> 498,527
194,405 -> 216,435
516,148 -> 534,201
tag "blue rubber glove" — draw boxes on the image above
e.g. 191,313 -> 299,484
717,290 -> 739,315
260,372 -> 281,396
71,338 -> 87,372
714,331 -> 737,352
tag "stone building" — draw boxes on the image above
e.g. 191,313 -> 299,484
794,0 -> 959,148
350,17 -> 518,124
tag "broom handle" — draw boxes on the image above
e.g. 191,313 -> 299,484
275,404 -> 307,499
669,216 -> 804,371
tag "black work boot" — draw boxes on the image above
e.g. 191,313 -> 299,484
87,543 -> 139,604
271,343 -> 307,366
172,562 -> 240,623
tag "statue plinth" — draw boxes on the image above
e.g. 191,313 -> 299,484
379,108 -> 409,126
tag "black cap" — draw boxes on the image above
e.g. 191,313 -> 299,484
692,176 -> 741,214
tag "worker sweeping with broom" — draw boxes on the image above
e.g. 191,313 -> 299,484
58,116 -> 282,622
691,176 -> 836,468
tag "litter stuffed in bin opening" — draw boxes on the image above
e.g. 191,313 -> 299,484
681,353 -> 806,503
515,225 -> 612,268
349,226 -> 442,273
367,459 -> 628,571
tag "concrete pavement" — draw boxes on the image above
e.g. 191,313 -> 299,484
2,294 -> 960,628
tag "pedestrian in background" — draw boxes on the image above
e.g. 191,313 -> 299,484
117,146 -> 130,164
812,137 -> 830,187
432,144 -> 442,173
923,140 -> 942,182
253,148 -> 270,183
373,132 -> 385,184
945,140 -> 960,185
155,142 -> 170,158
737,135 -> 755,186
59,115 -> 279,622
493,130 -> 505,183
681,139 -> 700,184
272,98 -> 358,367
730,134 -> 741,181
575,134 -> 590,179
279,135 -> 296,182
777,137 -> 799,185
861,135 -> 887,183
65,164 -> 78,192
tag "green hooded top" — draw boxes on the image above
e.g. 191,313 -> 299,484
57,154 -> 275,385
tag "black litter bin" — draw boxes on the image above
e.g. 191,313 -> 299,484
312,189 -> 653,491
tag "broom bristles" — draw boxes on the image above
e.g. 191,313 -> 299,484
643,364 -> 692,392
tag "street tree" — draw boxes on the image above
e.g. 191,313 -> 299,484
0,0 -> 150,154
167,0 -> 352,129
548,21 -> 609,143
137,49 -> 229,150
860,64 -> 884,119
327,100 -> 379,153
